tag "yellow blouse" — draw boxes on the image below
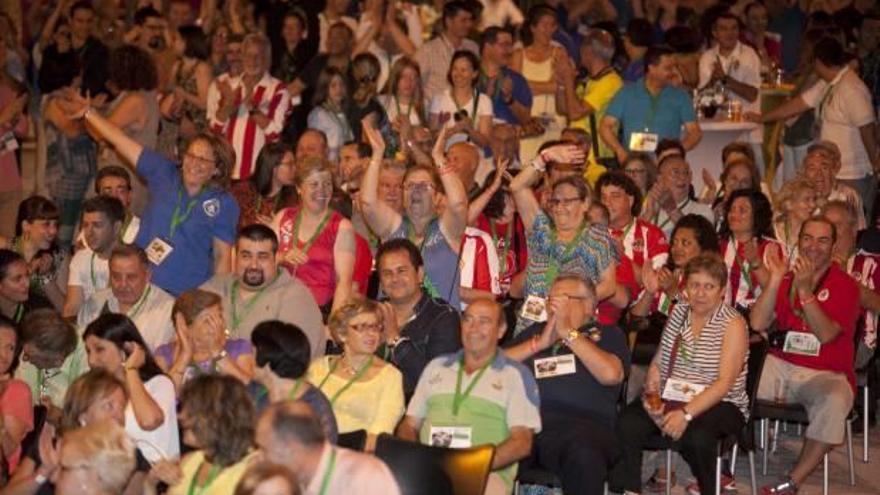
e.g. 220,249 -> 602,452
306,356 -> 405,435
167,450 -> 257,495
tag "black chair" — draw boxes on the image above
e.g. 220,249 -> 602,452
337,429 -> 367,451
642,338 -> 768,495
374,433 -> 495,495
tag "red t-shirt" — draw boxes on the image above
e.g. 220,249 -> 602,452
771,264 -> 860,388
276,207 -> 343,306
848,251 -> 880,350
475,214 -> 528,295
609,217 -> 669,271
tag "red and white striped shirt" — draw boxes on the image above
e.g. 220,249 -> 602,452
207,72 -> 291,180
848,251 -> 880,351
721,236 -> 778,309
460,227 -> 502,309
610,217 -> 669,270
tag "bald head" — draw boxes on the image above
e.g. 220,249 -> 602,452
447,142 -> 481,187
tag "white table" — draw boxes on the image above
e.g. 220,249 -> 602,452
689,120 -> 760,193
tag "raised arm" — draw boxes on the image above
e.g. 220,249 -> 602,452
467,158 -> 507,225
360,120 -> 402,238
750,243 -> 785,332
68,90 -> 144,168
431,127 -> 468,249
510,144 -> 585,231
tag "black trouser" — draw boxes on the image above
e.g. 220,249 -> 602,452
528,410 -> 621,495
608,400 -> 744,495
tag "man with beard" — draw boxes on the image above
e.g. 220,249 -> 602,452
126,6 -> 178,90
201,224 -> 325,357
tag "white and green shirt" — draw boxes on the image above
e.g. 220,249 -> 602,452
407,351 -> 542,487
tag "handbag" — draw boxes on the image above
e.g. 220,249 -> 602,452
662,333 -> 688,412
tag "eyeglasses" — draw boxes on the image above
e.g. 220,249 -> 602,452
405,182 -> 435,193
358,75 -> 377,85
547,197 -> 582,209
348,322 -> 382,334
184,152 -> 216,167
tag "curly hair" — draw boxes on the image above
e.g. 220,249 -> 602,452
718,189 -> 775,241
108,44 -> 158,91
595,170 -> 643,217
180,374 -> 255,467
666,214 -> 720,269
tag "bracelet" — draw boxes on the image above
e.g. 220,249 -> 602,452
530,155 -> 547,173
34,473 -> 48,485
800,294 -> 817,306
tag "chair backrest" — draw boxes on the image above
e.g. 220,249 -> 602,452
374,434 -> 495,495
336,429 -> 367,451
746,337 -> 770,410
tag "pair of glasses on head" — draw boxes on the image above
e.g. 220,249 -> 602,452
546,197 -> 582,209
348,322 -> 383,334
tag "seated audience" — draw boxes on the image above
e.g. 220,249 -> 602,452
799,141 -> 867,230
0,250 -> 53,323
642,154 -> 715,238
0,315 -> 33,474
55,422 -> 136,495
621,153 -> 659,198
202,225 -> 324,356
773,176 -> 818,260
429,50 -> 493,149
234,462 -> 300,495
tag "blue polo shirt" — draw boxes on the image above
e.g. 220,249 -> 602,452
480,66 -> 532,125
135,149 -> 239,296
605,78 -> 696,150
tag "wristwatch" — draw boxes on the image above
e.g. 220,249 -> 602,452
563,329 -> 581,346
682,407 -> 694,422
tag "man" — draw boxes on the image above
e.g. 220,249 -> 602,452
596,171 -> 668,274
201,224 -> 324,357
801,141 -> 867,230
67,1 -> 109,97
857,12 -> 880,113
17,309 -> 87,410
478,26 -> 532,126
257,401 -> 402,495
447,141 -> 483,199
63,196 -> 125,318
642,154 -> 715,237
698,12 -> 763,165
377,238 -> 461,399
77,244 -> 176,352
296,129 -> 330,161
339,141 -> 372,192
167,0 -> 194,29
397,299 -> 542,495
76,166 -> 141,249
208,33 -> 291,180
755,36 -> 879,216
750,217 -> 861,494
557,28 -> 623,169
505,275 -> 629,495
318,0 -> 358,54
622,18 -> 653,82
415,1 -> 480,102
601,46 -> 702,163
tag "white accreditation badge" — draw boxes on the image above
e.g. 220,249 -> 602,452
520,295 -> 548,322
629,131 -> 659,152
661,378 -> 707,403
145,237 -> 174,265
783,331 -> 822,357
429,426 -> 473,448
533,354 -> 577,379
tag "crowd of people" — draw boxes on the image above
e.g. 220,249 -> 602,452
0,0 -> 878,494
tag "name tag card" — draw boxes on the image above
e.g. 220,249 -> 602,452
145,238 -> 174,265
783,331 -> 821,357
661,378 -> 706,403
629,132 -> 659,152
520,295 -> 548,322
534,354 -> 577,379
429,426 -> 472,448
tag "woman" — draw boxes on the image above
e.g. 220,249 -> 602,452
511,5 -> 568,160
633,214 -> 721,319
772,176 -> 817,260
718,189 -> 776,314
273,157 -> 356,316
378,57 -> 425,158
54,422 -> 136,495
610,253 -> 749,495
0,250 -> 53,323
706,158 -> 762,226
83,313 -> 179,463
306,300 -> 404,448
235,463 -> 299,495
98,44 -> 161,216
622,153 -> 658,199
248,320 -> 338,442
270,10 -> 313,86
428,50 -> 492,148
148,375 -> 258,495
229,142 -> 297,229
0,315 -> 33,474
469,162 -> 528,299
0,43 -> 28,240
156,289 -> 254,391
64,88 -> 240,297
159,25 -> 212,160
308,67 -> 354,163
0,198 -> 68,311
509,143 -> 619,335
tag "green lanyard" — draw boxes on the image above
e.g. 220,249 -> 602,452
287,378 -> 304,400
733,241 -> 754,293
545,222 -> 586,288
89,252 -> 98,287
170,186 -> 204,239
255,194 -> 281,217
12,303 -> 23,323
127,285 -> 152,320
229,272 -> 278,331
186,462 -> 221,495
453,352 -> 495,416
323,104 -> 353,139
317,355 -> 374,405
489,220 -> 513,276
655,198 -> 689,231
317,448 -> 338,495
119,213 -> 133,241
407,218 -> 441,298
394,96 -> 414,120
292,209 -> 332,254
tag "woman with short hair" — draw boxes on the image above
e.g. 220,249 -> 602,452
55,422 -> 136,495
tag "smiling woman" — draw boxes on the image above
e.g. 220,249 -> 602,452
62,90 -> 240,297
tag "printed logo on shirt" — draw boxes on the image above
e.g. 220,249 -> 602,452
817,288 -> 830,302
203,198 -> 220,218
632,237 -> 644,253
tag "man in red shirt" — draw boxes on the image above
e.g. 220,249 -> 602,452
750,217 -> 860,495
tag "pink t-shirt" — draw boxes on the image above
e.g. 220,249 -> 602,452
0,84 -> 28,193
1,379 -> 34,472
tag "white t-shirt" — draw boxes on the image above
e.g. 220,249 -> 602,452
125,375 -> 180,462
67,249 -> 109,301
77,284 -> 177,352
430,89 -> 493,145
378,94 -> 424,127
698,41 -> 763,142
801,66 -> 876,180
478,0 -> 525,29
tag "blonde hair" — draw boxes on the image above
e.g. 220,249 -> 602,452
774,176 -> 814,221
60,422 -> 136,494
294,156 -> 334,186
328,299 -> 383,340
61,369 -> 126,433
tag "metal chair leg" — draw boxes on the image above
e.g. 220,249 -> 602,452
759,418 -> 765,450
762,419 -> 769,475
797,423 -> 802,436
748,450 -> 757,495
822,453 -> 829,495
730,442 -> 738,474
864,385 -> 870,463
846,420 -> 855,486
772,419 -> 780,453
715,455 -> 722,495
604,481 -> 608,495
666,449 -> 673,495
